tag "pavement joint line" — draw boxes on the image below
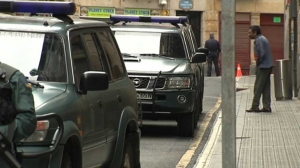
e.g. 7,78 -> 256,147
175,97 -> 222,168
194,111 -> 222,168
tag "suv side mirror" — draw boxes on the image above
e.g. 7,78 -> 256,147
191,53 -> 207,63
197,47 -> 209,56
79,71 -> 108,93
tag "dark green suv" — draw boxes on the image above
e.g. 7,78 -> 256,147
0,1 -> 140,168
110,15 -> 207,137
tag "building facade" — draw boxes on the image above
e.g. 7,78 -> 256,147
73,0 -> 285,75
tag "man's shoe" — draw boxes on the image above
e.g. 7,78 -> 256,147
260,107 -> 272,112
246,107 -> 260,112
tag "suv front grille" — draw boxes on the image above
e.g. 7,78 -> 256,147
129,76 -> 166,89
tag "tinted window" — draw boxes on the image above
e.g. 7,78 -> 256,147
37,34 -> 67,82
70,35 -> 89,86
97,30 -> 125,80
83,33 -> 105,71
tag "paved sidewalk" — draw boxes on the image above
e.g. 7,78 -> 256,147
194,75 -> 300,168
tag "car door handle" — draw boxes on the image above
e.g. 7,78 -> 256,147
117,95 -> 122,102
97,100 -> 102,107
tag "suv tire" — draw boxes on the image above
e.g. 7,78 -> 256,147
122,136 -> 134,168
177,113 -> 194,137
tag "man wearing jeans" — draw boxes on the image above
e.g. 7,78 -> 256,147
246,25 -> 274,113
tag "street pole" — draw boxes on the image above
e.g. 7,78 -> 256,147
290,0 -> 298,97
221,0 -> 236,167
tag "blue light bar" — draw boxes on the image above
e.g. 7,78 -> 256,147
110,14 -> 188,24
0,1 -> 76,15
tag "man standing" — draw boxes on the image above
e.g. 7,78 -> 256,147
205,33 -> 221,76
246,25 -> 274,112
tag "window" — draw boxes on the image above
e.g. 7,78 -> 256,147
83,33 -> 104,71
70,35 -> 89,86
159,33 -> 186,59
97,30 -> 125,80
37,34 -> 67,82
0,32 -> 67,82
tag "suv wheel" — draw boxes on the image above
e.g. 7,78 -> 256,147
194,98 -> 200,128
122,136 -> 134,168
61,144 -> 72,168
177,113 -> 195,137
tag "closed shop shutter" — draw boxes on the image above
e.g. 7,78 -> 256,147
260,14 -> 284,64
219,13 -> 251,75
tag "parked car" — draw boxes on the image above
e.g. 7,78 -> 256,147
0,1 -> 140,168
109,15 -> 208,137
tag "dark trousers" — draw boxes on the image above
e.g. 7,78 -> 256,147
252,67 -> 273,108
207,56 -> 220,76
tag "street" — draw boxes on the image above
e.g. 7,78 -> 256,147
139,75 -> 221,168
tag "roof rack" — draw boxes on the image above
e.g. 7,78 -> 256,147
110,14 -> 188,27
0,1 -> 76,24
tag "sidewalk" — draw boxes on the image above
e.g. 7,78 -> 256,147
194,75 -> 300,168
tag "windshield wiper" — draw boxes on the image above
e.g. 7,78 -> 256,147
121,53 -> 137,58
139,53 -> 175,60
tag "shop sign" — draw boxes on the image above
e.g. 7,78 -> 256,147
125,8 -> 150,16
80,6 -> 115,18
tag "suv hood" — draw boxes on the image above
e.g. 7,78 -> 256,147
31,83 -> 66,109
124,56 -> 192,74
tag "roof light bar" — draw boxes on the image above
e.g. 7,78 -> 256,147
110,14 -> 188,24
0,1 -> 76,15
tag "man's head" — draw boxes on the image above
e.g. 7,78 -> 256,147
209,33 -> 214,39
248,25 -> 261,39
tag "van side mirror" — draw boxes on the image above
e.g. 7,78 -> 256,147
197,47 -> 209,56
191,53 -> 207,63
79,71 -> 108,94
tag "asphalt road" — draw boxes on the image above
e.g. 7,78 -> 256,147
139,76 -> 222,168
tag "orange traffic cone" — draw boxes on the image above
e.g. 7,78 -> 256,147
236,64 -> 242,80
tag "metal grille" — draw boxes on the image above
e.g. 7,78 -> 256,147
129,77 -> 149,89
129,76 -> 166,89
155,78 -> 166,88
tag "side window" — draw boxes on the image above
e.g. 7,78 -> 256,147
82,33 -> 104,71
70,35 -> 89,86
183,30 -> 193,57
37,34 -> 67,82
97,30 -> 125,80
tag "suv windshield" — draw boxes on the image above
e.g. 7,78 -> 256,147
0,31 -> 67,82
114,31 -> 186,59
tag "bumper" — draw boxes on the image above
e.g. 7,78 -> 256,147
16,145 -> 64,168
137,89 -> 196,114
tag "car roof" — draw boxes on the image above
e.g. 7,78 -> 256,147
0,15 -> 109,32
111,22 -> 186,33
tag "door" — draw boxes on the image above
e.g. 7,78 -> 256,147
176,11 -> 202,47
95,28 -> 127,145
260,14 -> 284,64
69,30 -> 107,167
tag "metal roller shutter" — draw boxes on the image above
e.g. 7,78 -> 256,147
260,14 -> 284,63
219,13 -> 251,75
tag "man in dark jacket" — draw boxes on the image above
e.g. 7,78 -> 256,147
205,33 -> 221,76
246,25 -> 274,113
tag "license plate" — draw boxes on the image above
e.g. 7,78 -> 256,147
137,93 -> 152,100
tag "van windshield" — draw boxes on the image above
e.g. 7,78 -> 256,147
114,31 -> 186,59
0,31 -> 67,82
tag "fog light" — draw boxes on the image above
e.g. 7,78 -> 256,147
177,95 -> 186,103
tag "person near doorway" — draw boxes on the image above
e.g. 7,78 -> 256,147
246,25 -> 274,113
204,33 -> 221,76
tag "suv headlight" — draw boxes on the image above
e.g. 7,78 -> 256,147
165,77 -> 191,89
21,120 -> 49,142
